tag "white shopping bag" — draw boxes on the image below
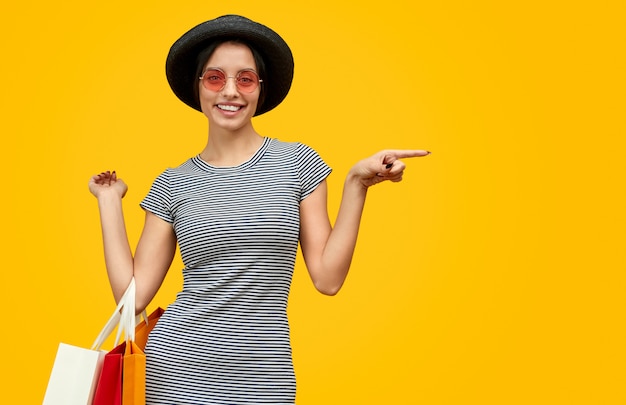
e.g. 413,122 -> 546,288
42,343 -> 106,405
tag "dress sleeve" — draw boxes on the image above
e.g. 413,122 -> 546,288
296,143 -> 332,201
139,170 -> 174,223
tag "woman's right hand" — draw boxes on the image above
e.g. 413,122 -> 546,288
88,170 -> 128,199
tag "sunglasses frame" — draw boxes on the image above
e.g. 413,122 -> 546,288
199,67 -> 263,93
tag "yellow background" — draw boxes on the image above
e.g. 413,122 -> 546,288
1,1 -> 624,404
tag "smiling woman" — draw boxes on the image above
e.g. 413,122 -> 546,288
4,0 -> 620,404
192,38 -> 268,116
197,42 -> 262,136
88,14 -> 429,405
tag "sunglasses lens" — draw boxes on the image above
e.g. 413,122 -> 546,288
236,71 -> 260,92
202,69 -> 226,91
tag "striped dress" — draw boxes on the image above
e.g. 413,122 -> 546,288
139,138 -> 331,404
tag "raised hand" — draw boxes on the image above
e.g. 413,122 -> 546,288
349,149 -> 430,188
88,170 -> 128,199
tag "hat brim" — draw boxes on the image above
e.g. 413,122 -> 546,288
166,15 -> 294,116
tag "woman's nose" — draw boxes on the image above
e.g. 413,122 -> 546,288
221,77 -> 239,96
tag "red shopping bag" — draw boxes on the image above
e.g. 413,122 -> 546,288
93,342 -> 125,405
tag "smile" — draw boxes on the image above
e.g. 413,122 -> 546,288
217,104 -> 242,112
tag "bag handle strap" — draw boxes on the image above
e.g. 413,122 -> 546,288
118,277 -> 136,344
91,278 -> 143,350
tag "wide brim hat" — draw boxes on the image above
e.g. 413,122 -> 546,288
166,15 -> 294,116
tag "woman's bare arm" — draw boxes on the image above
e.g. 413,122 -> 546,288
299,150 -> 429,295
89,171 -> 176,312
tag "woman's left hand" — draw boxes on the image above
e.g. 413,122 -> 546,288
349,149 -> 430,188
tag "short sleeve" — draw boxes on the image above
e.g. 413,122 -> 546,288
139,170 -> 174,223
296,143 -> 332,201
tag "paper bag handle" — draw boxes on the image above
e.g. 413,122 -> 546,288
91,278 -> 145,350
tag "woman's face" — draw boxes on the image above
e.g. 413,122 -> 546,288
198,42 -> 261,132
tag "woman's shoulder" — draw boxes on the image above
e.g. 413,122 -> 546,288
266,138 -> 329,174
150,157 -> 203,180
268,138 -> 319,155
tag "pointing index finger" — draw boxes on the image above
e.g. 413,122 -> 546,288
387,149 -> 431,159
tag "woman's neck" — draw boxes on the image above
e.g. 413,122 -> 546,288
200,127 -> 264,167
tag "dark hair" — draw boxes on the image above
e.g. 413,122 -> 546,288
193,38 -> 267,113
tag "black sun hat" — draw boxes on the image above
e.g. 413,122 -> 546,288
166,15 -> 294,116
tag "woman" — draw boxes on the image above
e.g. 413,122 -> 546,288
89,14 -> 429,404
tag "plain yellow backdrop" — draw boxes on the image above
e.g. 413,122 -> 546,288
1,1 -> 624,404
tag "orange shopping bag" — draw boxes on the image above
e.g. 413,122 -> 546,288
135,307 -> 164,350
122,341 -> 146,405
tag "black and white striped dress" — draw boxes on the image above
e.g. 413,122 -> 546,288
139,138 -> 331,404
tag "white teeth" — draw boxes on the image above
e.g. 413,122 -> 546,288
217,104 -> 241,112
